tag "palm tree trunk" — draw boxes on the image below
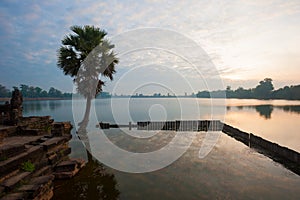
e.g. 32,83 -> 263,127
77,96 -> 93,158
80,96 -> 92,125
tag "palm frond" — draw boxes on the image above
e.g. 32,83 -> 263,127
57,25 -> 118,97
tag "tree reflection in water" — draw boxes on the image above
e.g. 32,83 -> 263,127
228,105 -> 300,120
53,152 -> 120,200
53,124 -> 120,200
254,105 -> 273,119
49,100 -> 62,111
22,101 -> 44,113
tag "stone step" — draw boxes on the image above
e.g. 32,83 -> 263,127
33,158 -> 48,170
58,147 -> 72,158
0,192 -> 28,200
0,171 -> 31,192
0,170 -> 19,184
30,175 -> 54,185
37,137 -> 49,143
41,137 -> 68,152
46,146 -> 71,166
54,159 -> 86,179
51,122 -> 72,136
33,166 -> 52,178
48,154 -> 59,165
0,144 -> 25,161
55,160 -> 77,173
17,184 -> 41,196
0,126 -> 18,142
21,129 -> 50,136
17,175 -> 54,200
1,136 -> 44,147
0,146 -> 43,177
54,171 -> 75,179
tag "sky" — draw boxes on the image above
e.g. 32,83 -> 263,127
0,0 -> 300,94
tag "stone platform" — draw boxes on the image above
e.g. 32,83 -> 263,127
0,119 -> 85,200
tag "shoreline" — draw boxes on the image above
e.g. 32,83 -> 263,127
1,97 -> 300,103
0,97 -> 70,102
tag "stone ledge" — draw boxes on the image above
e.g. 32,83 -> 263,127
0,172 -> 31,192
33,166 -> 52,178
0,146 -> 43,177
54,159 -> 86,180
0,127 -> 18,143
0,192 -> 28,200
0,144 -> 25,160
30,175 -> 54,185
17,175 -> 54,200
1,136 -> 44,147
41,137 -> 68,152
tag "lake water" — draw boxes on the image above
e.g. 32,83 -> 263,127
21,98 -> 300,199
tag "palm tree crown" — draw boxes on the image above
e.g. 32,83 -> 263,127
57,25 -> 118,98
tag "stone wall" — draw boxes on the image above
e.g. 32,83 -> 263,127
222,123 -> 300,175
249,133 -> 300,165
222,124 -> 249,146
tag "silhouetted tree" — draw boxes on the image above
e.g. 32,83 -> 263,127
1,84 -> 72,99
20,84 -> 29,97
225,86 -> 234,98
234,87 -> 253,99
35,87 -> 43,97
272,86 -> 291,99
0,84 -> 11,97
57,25 -> 118,125
40,90 -> 48,97
48,87 -> 63,97
196,91 -> 210,98
254,78 -> 274,99
290,85 -> 300,100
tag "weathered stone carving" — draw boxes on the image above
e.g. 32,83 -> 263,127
0,89 -> 23,125
10,89 -> 23,125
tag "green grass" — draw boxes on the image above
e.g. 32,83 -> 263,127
21,161 -> 35,172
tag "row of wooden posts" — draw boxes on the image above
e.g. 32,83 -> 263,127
99,120 -> 223,131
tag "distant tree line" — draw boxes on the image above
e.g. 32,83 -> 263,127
2,78 -> 300,100
0,84 -> 11,97
0,84 -> 72,98
97,91 -> 111,98
197,78 -> 300,100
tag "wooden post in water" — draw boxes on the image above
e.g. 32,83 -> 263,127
249,133 -> 251,148
129,122 -> 132,130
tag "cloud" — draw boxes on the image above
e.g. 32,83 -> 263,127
0,0 -> 299,92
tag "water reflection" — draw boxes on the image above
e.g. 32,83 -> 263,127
278,105 -> 300,114
53,152 -> 120,200
23,100 -> 63,114
227,105 -> 300,119
20,99 -> 300,199
23,101 -> 45,113
255,105 -> 273,119
49,100 -> 62,110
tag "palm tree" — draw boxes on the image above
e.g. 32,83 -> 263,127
57,25 -> 118,125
